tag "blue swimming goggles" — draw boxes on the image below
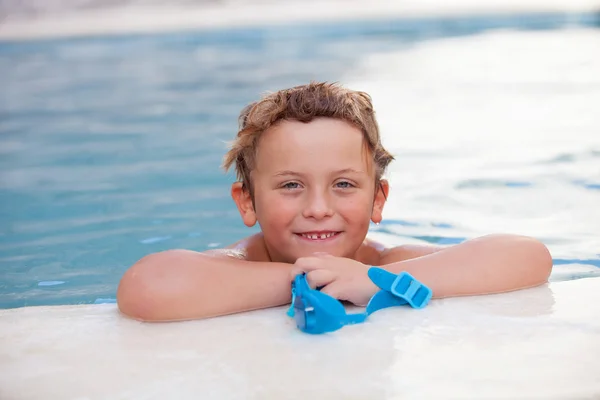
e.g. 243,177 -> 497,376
287,267 -> 432,334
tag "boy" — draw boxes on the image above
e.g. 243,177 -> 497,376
117,82 -> 552,322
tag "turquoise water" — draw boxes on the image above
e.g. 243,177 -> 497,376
1,13 -> 599,308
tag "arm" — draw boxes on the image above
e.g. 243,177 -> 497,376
116,250 -> 292,322
382,234 -> 553,298
381,243 -> 445,262
294,234 -> 552,305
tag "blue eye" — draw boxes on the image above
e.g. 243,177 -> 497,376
336,181 -> 354,188
283,182 -> 300,189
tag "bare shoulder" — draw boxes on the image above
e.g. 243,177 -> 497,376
204,233 -> 270,261
378,242 -> 446,265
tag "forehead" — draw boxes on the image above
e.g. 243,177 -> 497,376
254,118 -> 371,173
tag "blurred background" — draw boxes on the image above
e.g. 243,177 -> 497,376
1,0 -> 599,308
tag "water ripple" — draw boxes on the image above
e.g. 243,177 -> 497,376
1,16 -> 599,308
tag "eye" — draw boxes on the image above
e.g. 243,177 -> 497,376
335,181 -> 355,189
282,182 -> 301,189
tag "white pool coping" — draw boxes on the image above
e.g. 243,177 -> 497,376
1,0 -> 599,41
1,278 -> 599,399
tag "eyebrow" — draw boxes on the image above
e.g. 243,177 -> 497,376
273,168 -> 366,177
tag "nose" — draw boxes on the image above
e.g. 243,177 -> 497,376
302,188 -> 334,220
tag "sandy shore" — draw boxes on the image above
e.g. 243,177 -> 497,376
1,0 -> 599,41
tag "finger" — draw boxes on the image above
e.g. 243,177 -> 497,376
305,269 -> 336,289
290,258 -> 320,280
292,256 -> 323,275
320,281 -> 345,300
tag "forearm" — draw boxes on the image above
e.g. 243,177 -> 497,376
117,250 -> 293,322
383,234 -> 553,298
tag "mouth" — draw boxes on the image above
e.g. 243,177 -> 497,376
295,231 -> 342,241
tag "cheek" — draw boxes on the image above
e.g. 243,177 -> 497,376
255,194 -> 297,225
337,195 -> 373,217
338,200 -> 374,233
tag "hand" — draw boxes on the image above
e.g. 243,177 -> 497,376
291,254 -> 379,306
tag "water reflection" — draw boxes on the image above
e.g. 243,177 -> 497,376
1,15 -> 599,308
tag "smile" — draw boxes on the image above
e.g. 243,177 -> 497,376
296,231 -> 340,241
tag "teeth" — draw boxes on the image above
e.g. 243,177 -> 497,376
301,232 -> 336,240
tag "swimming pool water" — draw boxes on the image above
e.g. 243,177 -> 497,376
1,13 -> 599,308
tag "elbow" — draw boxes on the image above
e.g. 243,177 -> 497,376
117,249 -> 219,322
117,250 -> 189,322
489,233 -> 553,285
117,253 -> 159,321
523,236 -> 553,284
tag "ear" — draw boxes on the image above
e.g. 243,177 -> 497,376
371,179 -> 389,224
231,182 -> 257,227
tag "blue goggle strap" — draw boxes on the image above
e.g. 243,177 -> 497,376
367,267 -> 433,310
366,289 -> 408,315
308,290 -> 367,327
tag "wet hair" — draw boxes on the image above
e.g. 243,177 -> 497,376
222,82 -> 394,196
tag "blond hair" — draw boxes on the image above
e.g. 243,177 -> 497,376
222,82 -> 394,194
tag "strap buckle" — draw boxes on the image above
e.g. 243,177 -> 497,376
366,268 -> 432,314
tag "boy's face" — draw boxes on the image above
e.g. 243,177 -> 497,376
232,117 -> 388,263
